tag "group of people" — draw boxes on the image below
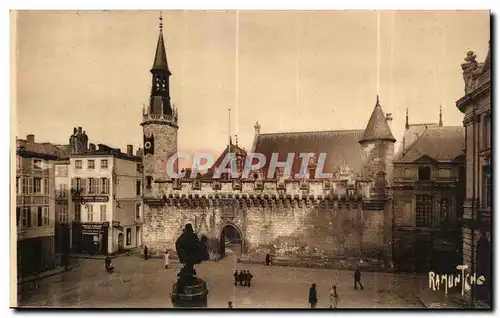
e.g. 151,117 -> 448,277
309,284 -> 340,309
308,269 -> 364,308
233,270 -> 253,287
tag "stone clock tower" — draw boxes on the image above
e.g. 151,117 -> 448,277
141,15 -> 178,197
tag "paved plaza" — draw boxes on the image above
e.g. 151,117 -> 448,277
18,254 -> 428,308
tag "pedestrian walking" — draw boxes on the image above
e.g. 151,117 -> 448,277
233,270 -> 239,286
354,268 -> 364,290
329,285 -> 340,308
164,250 -> 170,269
247,270 -> 253,287
143,245 -> 149,260
265,253 -> 272,266
308,283 -> 318,308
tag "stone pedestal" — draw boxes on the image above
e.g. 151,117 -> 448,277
170,277 -> 209,308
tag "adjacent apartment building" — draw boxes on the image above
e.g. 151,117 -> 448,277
456,44 -> 491,308
15,134 -> 62,277
392,112 -> 465,274
58,127 -> 143,255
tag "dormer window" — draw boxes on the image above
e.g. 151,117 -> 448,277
418,166 -> 431,181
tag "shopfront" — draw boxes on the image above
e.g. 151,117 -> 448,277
72,221 -> 109,254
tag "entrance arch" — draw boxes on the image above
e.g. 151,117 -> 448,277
218,223 -> 243,258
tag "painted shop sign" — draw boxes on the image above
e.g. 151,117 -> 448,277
73,195 -> 109,203
81,222 -> 109,234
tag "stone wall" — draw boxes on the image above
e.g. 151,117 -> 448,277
360,140 -> 394,188
142,196 -> 387,262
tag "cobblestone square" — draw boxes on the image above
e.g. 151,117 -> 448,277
19,255 -> 429,308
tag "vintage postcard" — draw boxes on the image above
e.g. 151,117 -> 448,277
11,10 -> 491,309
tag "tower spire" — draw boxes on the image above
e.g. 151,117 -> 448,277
439,105 -> 443,127
405,108 -> 409,130
147,12 -> 173,116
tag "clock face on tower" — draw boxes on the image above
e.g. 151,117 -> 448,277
144,134 -> 155,155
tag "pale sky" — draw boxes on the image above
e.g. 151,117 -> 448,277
13,10 -> 490,165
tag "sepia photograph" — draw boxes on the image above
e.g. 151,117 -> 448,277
10,9 -> 491,309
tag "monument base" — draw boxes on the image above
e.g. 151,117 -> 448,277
170,277 -> 209,308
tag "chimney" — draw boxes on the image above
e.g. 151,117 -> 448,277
386,113 -> 393,130
254,121 -> 261,135
127,145 -> 133,156
89,143 -> 96,153
26,134 -> 35,143
73,127 -> 77,134
78,127 -> 82,134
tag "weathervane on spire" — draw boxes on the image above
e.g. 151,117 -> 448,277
159,11 -> 163,32
376,95 -> 380,106
405,108 -> 409,130
439,105 -> 443,127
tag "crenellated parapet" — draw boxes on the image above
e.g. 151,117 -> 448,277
142,177 -> 390,208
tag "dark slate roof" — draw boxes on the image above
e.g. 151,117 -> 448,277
16,139 -> 64,159
152,31 -> 171,74
395,126 -> 465,163
360,97 -> 396,143
253,129 -> 365,176
396,123 -> 439,158
203,143 -> 247,178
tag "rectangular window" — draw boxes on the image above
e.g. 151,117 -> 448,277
59,206 -> 68,223
101,178 -> 110,195
21,208 -> 29,228
28,177 -> 33,194
21,177 -> 27,194
135,203 -> 141,219
33,177 -> 42,194
81,178 -> 87,194
101,159 -> 108,169
136,181 -> 141,196
31,207 -> 38,228
16,207 -> 20,228
483,165 -> 491,208
42,207 -> 49,226
33,159 -> 42,170
56,165 -> 68,177
88,178 -> 95,194
100,205 -> 106,222
74,204 -> 81,221
418,166 -> 431,181
37,207 -> 43,227
88,160 -> 95,169
416,195 -> 433,227
94,179 -> 100,195
86,205 -> 94,222
75,160 -> 82,169
43,178 -> 49,194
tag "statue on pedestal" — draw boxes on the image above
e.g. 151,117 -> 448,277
170,223 -> 209,308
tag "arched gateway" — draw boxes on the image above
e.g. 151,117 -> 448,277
217,222 -> 244,258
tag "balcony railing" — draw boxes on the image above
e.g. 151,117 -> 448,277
142,112 -> 178,124
16,168 -> 50,176
16,195 -> 50,205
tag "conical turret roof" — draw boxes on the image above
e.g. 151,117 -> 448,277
151,31 -> 171,74
359,96 -> 396,143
